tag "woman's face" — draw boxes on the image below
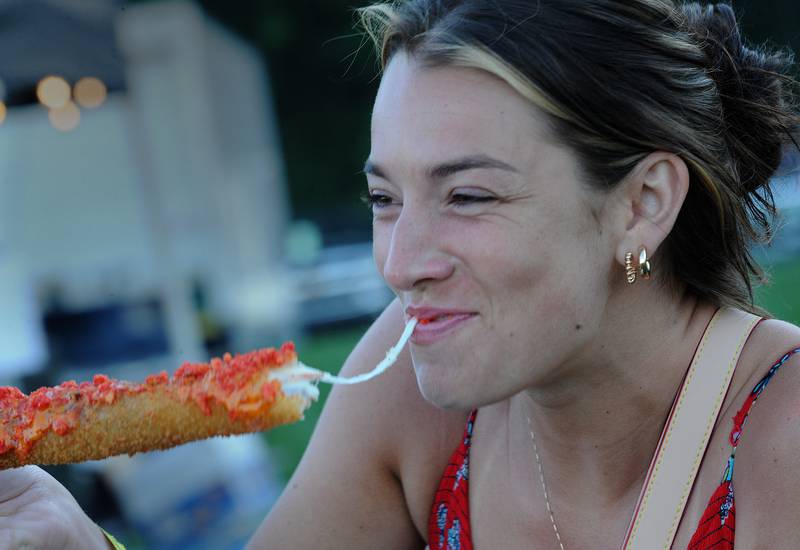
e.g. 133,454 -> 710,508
367,54 -> 620,409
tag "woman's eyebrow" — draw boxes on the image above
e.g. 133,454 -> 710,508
362,159 -> 386,178
427,154 -> 519,180
362,154 -> 519,181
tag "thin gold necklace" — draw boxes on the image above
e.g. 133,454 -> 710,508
525,409 -> 566,550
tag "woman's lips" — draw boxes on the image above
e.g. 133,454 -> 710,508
409,313 -> 477,345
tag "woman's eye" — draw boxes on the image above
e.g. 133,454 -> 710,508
361,191 -> 396,210
449,193 -> 496,206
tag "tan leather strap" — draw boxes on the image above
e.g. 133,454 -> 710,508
622,308 -> 760,549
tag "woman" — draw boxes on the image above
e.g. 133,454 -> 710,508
252,1 -> 800,548
2,1 -> 799,548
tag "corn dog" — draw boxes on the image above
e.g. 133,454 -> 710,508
0,318 -> 418,469
0,343 -> 321,469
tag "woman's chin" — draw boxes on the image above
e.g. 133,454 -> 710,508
413,361 -> 476,411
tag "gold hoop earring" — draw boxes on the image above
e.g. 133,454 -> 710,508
638,247 -> 652,280
625,252 -> 636,284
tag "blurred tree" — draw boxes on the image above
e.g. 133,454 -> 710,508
193,0 -> 379,244
734,0 -> 800,49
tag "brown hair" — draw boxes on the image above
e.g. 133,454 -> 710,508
358,0 -> 800,311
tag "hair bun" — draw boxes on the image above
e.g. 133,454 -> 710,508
682,2 -> 798,196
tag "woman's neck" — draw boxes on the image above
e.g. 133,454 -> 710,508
518,290 -> 717,507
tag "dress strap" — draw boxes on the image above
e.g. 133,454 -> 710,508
623,308 -> 761,549
729,346 -> 800,447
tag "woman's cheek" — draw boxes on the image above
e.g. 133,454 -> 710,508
372,222 -> 392,281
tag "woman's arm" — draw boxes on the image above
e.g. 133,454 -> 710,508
248,300 -> 430,549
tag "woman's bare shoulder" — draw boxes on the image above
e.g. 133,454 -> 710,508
333,298 -> 468,462
726,317 -> 800,546
729,316 -> 800,390
342,299 -> 471,530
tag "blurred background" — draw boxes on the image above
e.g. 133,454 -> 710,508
0,0 -> 797,548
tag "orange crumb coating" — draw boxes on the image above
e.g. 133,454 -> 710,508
0,343 -> 309,469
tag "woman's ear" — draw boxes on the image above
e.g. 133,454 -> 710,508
614,152 -> 690,267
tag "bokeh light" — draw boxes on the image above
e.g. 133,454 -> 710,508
48,101 -> 81,132
74,77 -> 107,109
36,76 -> 71,109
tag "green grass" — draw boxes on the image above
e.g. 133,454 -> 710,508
262,323 -> 370,482
756,258 -> 800,324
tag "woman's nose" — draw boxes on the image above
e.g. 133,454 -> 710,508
380,205 -> 454,292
